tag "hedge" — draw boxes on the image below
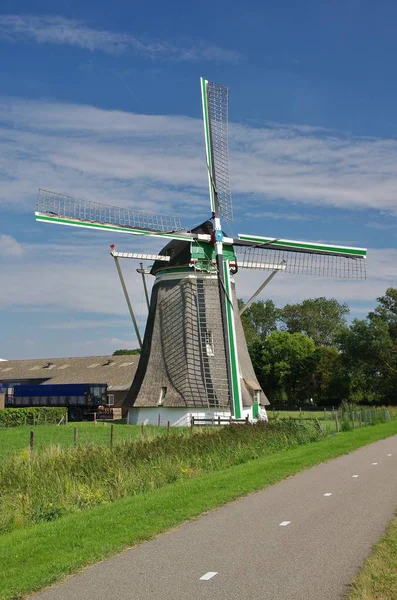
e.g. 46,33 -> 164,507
0,407 -> 67,428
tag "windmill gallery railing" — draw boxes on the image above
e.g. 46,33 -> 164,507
37,189 -> 184,233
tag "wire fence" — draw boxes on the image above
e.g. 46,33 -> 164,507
268,407 -> 391,434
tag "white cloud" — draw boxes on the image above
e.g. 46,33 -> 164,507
0,234 -> 25,256
1,96 -> 397,220
0,15 -> 241,62
244,211 -> 315,221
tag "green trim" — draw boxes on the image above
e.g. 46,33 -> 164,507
252,402 -> 259,419
238,234 -> 367,258
35,214 -> 194,242
155,267 -> 194,277
223,260 -> 242,419
200,78 -> 216,213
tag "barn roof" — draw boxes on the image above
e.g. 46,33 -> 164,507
0,355 -> 138,391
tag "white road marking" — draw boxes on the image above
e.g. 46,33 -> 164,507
324,493 -> 332,497
200,572 -> 218,581
279,521 -> 291,526
352,475 -> 359,478
387,454 -> 392,457
372,462 -> 378,465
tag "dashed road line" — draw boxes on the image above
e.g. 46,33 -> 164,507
324,493 -> 332,497
200,572 -> 218,581
372,462 -> 378,465
352,475 -> 359,478
279,521 -> 291,527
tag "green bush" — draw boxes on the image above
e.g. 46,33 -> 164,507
0,407 -> 67,428
0,420 -> 323,535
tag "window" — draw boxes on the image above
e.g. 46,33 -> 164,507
107,394 -> 114,406
158,387 -> 167,406
204,330 -> 214,357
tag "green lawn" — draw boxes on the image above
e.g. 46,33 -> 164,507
0,420 -> 396,600
0,421 -> 169,456
347,514 -> 397,600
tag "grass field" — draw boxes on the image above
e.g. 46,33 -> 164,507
0,420 -> 396,600
1,407 -> 391,457
0,421 -> 169,456
347,514 -> 397,600
0,420 -> 321,535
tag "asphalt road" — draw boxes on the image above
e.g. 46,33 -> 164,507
33,435 -> 397,600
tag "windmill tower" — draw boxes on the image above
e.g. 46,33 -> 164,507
35,78 -> 367,425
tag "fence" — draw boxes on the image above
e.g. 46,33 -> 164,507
270,407 -> 390,434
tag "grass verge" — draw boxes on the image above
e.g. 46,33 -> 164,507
347,514 -> 397,600
0,422 -> 168,456
0,420 -> 396,600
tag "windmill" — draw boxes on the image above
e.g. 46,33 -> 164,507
35,78 -> 367,425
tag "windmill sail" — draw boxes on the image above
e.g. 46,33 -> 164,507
235,234 -> 366,278
201,78 -> 233,222
35,189 -> 191,241
201,78 -> 242,418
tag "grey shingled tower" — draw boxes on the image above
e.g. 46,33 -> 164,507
125,222 -> 268,411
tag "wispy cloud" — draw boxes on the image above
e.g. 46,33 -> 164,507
0,234 -> 25,257
243,211 -> 315,221
0,14 -> 241,62
2,96 -> 397,222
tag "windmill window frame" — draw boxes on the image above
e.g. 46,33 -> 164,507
204,330 -> 214,357
158,387 -> 167,406
107,394 -> 115,406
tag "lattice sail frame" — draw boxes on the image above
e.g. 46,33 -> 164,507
235,245 -> 366,279
36,189 -> 183,234
201,79 -> 233,222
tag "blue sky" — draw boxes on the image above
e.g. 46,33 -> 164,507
1,0 -> 397,359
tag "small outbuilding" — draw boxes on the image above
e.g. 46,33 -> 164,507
0,355 -> 139,418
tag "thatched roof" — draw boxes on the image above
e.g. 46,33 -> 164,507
0,355 -> 138,392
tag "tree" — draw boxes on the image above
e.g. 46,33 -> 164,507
337,317 -> 396,403
280,297 -> 349,347
113,349 -> 141,355
368,288 -> 397,342
239,299 -> 281,347
311,346 -> 348,406
259,331 -> 316,406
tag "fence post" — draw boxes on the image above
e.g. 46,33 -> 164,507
29,430 -> 35,459
167,421 -> 170,434
245,414 -> 249,425
191,416 -> 195,428
324,408 -> 326,421
351,411 -> 355,429
93,412 -> 97,425
334,411 -> 339,433
158,413 -> 160,427
65,411 -> 68,425
141,423 -> 144,435
110,424 -> 114,449
218,416 -> 221,426
74,427 -> 78,447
